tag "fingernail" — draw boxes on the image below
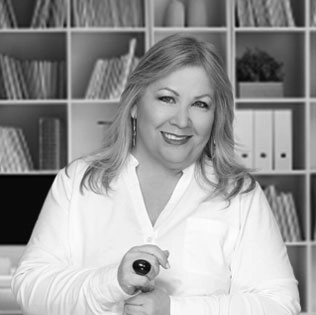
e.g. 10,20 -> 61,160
166,262 -> 171,269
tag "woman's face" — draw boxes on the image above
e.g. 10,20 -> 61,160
132,65 -> 215,171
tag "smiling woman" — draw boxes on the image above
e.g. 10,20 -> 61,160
11,34 -> 301,315
131,65 -> 215,173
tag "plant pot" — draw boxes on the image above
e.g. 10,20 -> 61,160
238,82 -> 284,98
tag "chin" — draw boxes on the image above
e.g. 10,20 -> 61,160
163,155 -> 194,170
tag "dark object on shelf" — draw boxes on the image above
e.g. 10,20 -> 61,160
236,47 -> 284,82
132,259 -> 151,276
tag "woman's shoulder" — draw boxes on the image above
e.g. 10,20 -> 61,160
60,158 -> 90,181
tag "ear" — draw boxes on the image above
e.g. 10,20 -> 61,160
131,104 -> 137,119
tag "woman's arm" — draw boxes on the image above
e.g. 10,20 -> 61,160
11,162 -> 133,315
160,184 -> 301,315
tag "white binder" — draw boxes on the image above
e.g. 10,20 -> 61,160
254,110 -> 273,171
274,109 -> 292,170
234,109 -> 254,168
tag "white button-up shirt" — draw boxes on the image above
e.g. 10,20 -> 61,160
11,155 -> 301,314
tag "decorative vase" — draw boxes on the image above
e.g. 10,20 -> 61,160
187,0 -> 208,27
164,0 -> 185,27
238,82 -> 284,98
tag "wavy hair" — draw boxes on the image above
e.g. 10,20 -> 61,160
77,33 -> 255,201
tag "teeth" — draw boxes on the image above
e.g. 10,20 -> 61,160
163,132 -> 188,140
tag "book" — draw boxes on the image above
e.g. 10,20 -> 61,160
273,110 -> 292,170
0,55 -> 15,99
281,0 -> 295,27
85,38 -> 137,99
234,109 -> 254,168
3,0 -> 18,28
71,0 -> 144,27
38,117 -> 65,170
263,185 -> 302,242
286,193 -> 302,241
30,0 -> 44,27
0,126 -> 33,172
254,110 -> 273,171
0,65 -> 6,99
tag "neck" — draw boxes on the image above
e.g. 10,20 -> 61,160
131,151 -> 184,181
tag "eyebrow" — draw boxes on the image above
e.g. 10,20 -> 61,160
158,87 -> 213,100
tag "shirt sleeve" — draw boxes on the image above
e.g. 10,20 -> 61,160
169,183 -> 301,315
11,161 -> 134,315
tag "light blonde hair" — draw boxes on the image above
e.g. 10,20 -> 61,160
77,33 -> 255,201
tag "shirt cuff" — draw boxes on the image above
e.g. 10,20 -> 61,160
170,296 -> 184,315
90,263 -> 137,305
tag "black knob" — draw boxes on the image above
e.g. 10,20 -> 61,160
133,259 -> 151,276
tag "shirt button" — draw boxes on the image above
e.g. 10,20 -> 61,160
146,237 -> 153,243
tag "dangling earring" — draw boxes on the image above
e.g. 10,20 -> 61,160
132,117 -> 137,147
211,137 -> 216,159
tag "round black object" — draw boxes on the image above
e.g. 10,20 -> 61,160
133,259 -> 151,276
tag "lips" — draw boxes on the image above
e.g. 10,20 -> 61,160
161,131 -> 192,145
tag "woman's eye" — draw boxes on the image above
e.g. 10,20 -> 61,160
159,96 -> 175,103
192,101 -> 209,109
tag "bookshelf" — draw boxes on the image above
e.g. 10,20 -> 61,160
0,0 -> 314,314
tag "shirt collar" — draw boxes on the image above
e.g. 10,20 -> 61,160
128,153 -> 196,178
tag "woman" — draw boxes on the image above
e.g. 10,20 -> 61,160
11,34 -> 301,315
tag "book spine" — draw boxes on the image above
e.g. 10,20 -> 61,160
39,117 -> 62,170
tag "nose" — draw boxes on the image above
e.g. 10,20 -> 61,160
170,106 -> 191,128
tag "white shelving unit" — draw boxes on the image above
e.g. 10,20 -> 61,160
0,0 -> 314,314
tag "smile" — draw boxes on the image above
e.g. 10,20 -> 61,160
161,131 -> 192,145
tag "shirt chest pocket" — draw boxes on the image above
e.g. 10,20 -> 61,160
183,217 -> 231,278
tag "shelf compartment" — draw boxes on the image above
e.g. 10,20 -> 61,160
0,103 -> 67,171
0,33 -> 67,100
69,101 -> 119,161
236,102 -> 306,171
254,174 -> 307,242
235,32 -> 305,98
0,175 -> 55,245
310,103 -> 316,170
153,31 -> 228,72
70,32 -> 145,99
234,0 -> 305,28
0,0 -> 67,29
70,0 -> 145,28
153,0 -> 226,28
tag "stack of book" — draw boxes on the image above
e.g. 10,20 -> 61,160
72,0 -> 144,27
264,185 -> 302,242
0,126 -> 33,172
85,38 -> 139,99
31,0 -> 67,28
38,117 -> 66,170
0,54 -> 29,99
236,0 -> 295,27
0,0 -> 17,28
0,0 -> 66,28
0,54 -> 66,99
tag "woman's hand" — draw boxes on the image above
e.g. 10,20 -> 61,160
118,245 -> 170,295
124,288 -> 170,315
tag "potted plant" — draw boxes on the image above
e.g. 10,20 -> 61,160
236,47 -> 285,98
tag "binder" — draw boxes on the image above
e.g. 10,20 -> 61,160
273,109 -> 292,170
254,110 -> 273,171
234,109 -> 254,168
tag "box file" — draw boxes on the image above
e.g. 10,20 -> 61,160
254,110 -> 273,171
234,110 -> 254,168
273,109 -> 292,170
